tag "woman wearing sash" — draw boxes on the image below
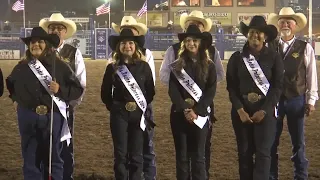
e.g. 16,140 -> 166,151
6,27 -> 84,180
101,29 -> 155,180
169,24 -> 217,180
226,16 -> 284,180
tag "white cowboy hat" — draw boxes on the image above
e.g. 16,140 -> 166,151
111,16 -> 148,35
180,10 -> 212,32
267,7 -> 307,32
39,13 -> 77,39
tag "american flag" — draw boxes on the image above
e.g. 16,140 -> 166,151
12,0 -> 24,12
96,2 -> 110,16
137,1 -> 147,17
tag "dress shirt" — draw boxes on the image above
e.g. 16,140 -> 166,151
57,41 -> 87,107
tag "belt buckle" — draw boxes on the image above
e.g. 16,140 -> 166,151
35,105 -> 48,115
125,102 -> 137,112
185,98 -> 195,106
247,93 -> 260,103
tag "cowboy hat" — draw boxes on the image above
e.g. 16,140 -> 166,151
108,28 -> 145,51
240,15 -> 278,42
180,10 -> 213,32
39,13 -> 77,39
178,24 -> 211,48
21,27 -> 60,48
267,7 -> 307,32
112,16 -> 148,35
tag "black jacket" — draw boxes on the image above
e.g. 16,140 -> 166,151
226,44 -> 284,114
6,55 -> 84,112
169,58 -> 217,117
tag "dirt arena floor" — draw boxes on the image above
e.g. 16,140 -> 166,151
0,60 -> 319,180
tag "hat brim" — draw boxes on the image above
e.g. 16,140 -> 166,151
178,32 -> 205,42
21,34 -> 60,47
108,35 -> 145,51
39,19 -> 77,39
180,14 -> 213,32
267,13 -> 307,32
240,22 -> 278,42
178,32 -> 212,49
112,22 -> 148,35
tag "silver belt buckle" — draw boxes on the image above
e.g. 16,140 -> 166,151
125,102 -> 137,112
35,105 -> 48,115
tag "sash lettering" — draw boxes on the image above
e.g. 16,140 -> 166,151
170,61 -> 211,129
116,65 -> 147,131
28,59 -> 71,145
242,54 -> 278,117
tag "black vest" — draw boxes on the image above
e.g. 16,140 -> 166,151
59,44 -> 77,71
276,39 -> 307,99
172,43 -> 216,60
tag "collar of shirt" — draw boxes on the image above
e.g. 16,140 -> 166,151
279,36 -> 296,46
57,41 -> 66,53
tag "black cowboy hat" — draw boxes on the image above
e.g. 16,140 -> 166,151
108,28 -> 145,51
178,24 -> 211,48
21,27 -> 60,48
240,15 -> 278,42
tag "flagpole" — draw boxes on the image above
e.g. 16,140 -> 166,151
23,0 -> 25,28
145,0 -> 147,25
108,3 -> 111,29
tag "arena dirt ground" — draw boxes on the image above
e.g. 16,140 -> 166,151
0,60 -> 319,180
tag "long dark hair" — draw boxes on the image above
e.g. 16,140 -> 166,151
21,40 -> 58,63
173,39 -> 211,82
111,41 -> 145,72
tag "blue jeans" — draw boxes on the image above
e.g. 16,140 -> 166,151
205,125 -> 213,180
231,99 -> 277,180
17,105 -> 64,180
270,95 -> 308,180
110,102 -> 144,180
143,104 -> 156,180
61,108 -> 74,180
171,107 -> 208,180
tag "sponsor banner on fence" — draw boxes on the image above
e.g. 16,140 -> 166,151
65,38 -> 87,55
0,50 -> 20,60
41,17 -> 89,23
203,12 -> 232,25
95,28 -> 108,59
237,13 -> 269,25
124,12 -> 166,27
147,13 -> 164,27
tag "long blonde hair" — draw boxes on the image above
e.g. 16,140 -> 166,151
173,40 -> 211,82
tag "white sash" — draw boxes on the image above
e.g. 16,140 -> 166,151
116,65 -> 147,131
28,59 -> 71,145
171,65 -> 210,129
242,54 -> 278,117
